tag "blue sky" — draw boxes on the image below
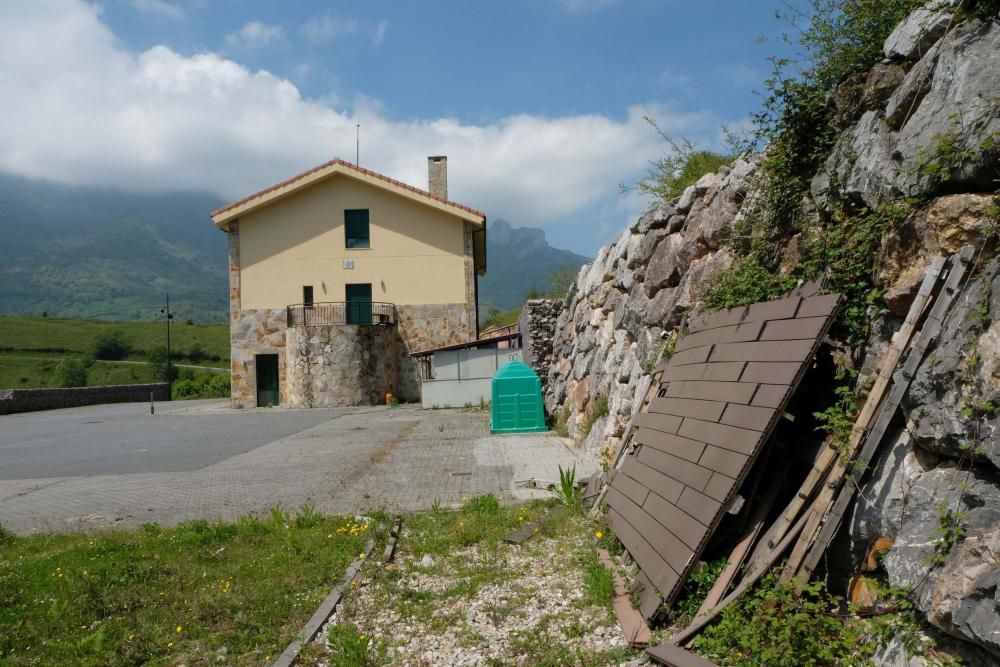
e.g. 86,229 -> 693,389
0,0 -> 798,256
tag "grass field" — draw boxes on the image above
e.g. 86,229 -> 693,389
0,317 -> 229,362
0,508 -> 379,666
0,316 -> 229,390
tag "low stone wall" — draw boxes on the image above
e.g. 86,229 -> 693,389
518,299 -> 562,392
285,325 -> 401,407
0,383 -> 169,415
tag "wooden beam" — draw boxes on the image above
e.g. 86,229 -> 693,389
599,548 -> 652,647
779,255 -> 947,584
795,246 -> 973,580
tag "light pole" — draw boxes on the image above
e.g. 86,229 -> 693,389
160,292 -> 174,400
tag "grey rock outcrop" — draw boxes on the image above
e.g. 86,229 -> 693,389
883,2 -> 953,61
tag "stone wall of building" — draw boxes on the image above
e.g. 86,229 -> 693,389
395,302 -> 474,401
0,383 -> 169,415
285,325 -> 401,407
518,299 -> 563,390
230,307 -> 288,409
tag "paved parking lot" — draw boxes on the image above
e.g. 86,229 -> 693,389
0,401 -> 596,534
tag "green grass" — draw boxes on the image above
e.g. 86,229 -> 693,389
0,355 -> 159,389
0,509 -> 379,666
0,317 -> 229,363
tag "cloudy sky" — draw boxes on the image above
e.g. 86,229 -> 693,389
0,0 -> 795,255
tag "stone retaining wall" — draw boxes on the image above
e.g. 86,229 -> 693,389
0,383 -> 169,415
518,299 -> 563,391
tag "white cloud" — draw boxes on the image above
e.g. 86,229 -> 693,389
657,68 -> 691,89
0,0 -> 722,231
300,14 -> 359,45
225,21 -> 284,50
721,63 -> 762,89
131,0 -> 183,20
556,0 -> 621,14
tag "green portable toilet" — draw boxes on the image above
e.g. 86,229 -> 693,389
490,360 -> 547,434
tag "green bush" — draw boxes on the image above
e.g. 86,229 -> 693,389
91,329 -> 131,361
186,343 -> 205,364
52,357 -> 88,387
147,346 -> 178,382
171,372 -> 230,400
702,257 -> 798,312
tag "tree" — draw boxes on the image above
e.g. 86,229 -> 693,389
92,329 -> 131,361
52,357 -> 88,388
187,343 -> 205,364
547,264 -> 578,299
623,117 -> 732,204
147,346 -> 178,382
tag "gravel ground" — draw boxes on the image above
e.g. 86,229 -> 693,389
305,514 -> 650,666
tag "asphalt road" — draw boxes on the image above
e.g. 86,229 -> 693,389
0,399 -> 346,478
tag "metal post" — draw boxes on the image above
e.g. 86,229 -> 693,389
161,292 -> 174,401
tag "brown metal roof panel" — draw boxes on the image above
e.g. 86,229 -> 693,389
643,489 -> 709,550
640,430 -> 708,464
697,444 -> 750,478
699,361 -> 747,382
664,380 -> 758,404
720,402 -> 776,431
673,327 -> 727,353
637,446 -> 713,491
759,316 -> 829,341
751,384 -> 791,408
744,296 -> 801,323
709,339 -> 815,363
678,417 -> 763,455
647,644 -> 721,667
797,292 -> 842,318
608,488 -> 694,574
621,457 -> 685,504
637,571 -> 664,619
739,361 -> 801,385
608,508 -> 679,596
688,306 -> 747,333
610,469 -> 651,507
719,320 -> 764,343
649,396 -> 727,422
703,471 -> 735,502
677,486 -> 723,525
667,345 -> 713,367
634,412 -> 683,435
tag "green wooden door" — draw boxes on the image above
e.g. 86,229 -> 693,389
346,283 -> 372,324
255,354 -> 279,407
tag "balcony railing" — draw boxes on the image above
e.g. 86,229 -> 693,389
286,301 -> 397,327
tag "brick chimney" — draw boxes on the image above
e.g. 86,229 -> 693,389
428,156 -> 447,199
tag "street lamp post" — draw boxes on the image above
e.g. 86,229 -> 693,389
160,292 -> 174,400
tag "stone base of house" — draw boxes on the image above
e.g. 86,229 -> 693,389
229,303 -> 474,409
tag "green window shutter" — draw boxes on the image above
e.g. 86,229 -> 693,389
345,209 -> 370,248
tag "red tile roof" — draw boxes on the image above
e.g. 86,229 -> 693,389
210,157 -> 486,221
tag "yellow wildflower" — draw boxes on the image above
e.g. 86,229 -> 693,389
176,625 -> 182,633
595,531 -> 604,539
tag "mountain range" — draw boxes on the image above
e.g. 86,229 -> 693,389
0,172 -> 589,323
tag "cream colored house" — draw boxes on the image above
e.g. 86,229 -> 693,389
211,156 -> 486,408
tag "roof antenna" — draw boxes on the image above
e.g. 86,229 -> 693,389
355,121 -> 360,166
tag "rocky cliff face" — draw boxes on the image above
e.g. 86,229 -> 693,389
545,1 -> 999,660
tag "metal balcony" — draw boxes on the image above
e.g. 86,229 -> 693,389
286,301 -> 397,327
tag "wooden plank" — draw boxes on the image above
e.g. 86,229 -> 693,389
796,247 -> 971,581
702,471 -> 735,503
695,457 -> 790,616
648,644 -> 721,667
796,293 -> 842,318
779,254 -> 947,584
678,418 -> 763,455
637,446 -> 713,491
637,570 -> 664,619
669,346 -> 714,366
621,457 -> 685,504
744,296 -> 801,323
709,339 -> 815,363
720,403 -> 775,431
640,430 -> 708,464
674,327 -> 728,353
665,380 -> 758,404
598,548 -> 652,647
701,362 -> 748,382
688,306 -> 747,333
649,396 -> 727,422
